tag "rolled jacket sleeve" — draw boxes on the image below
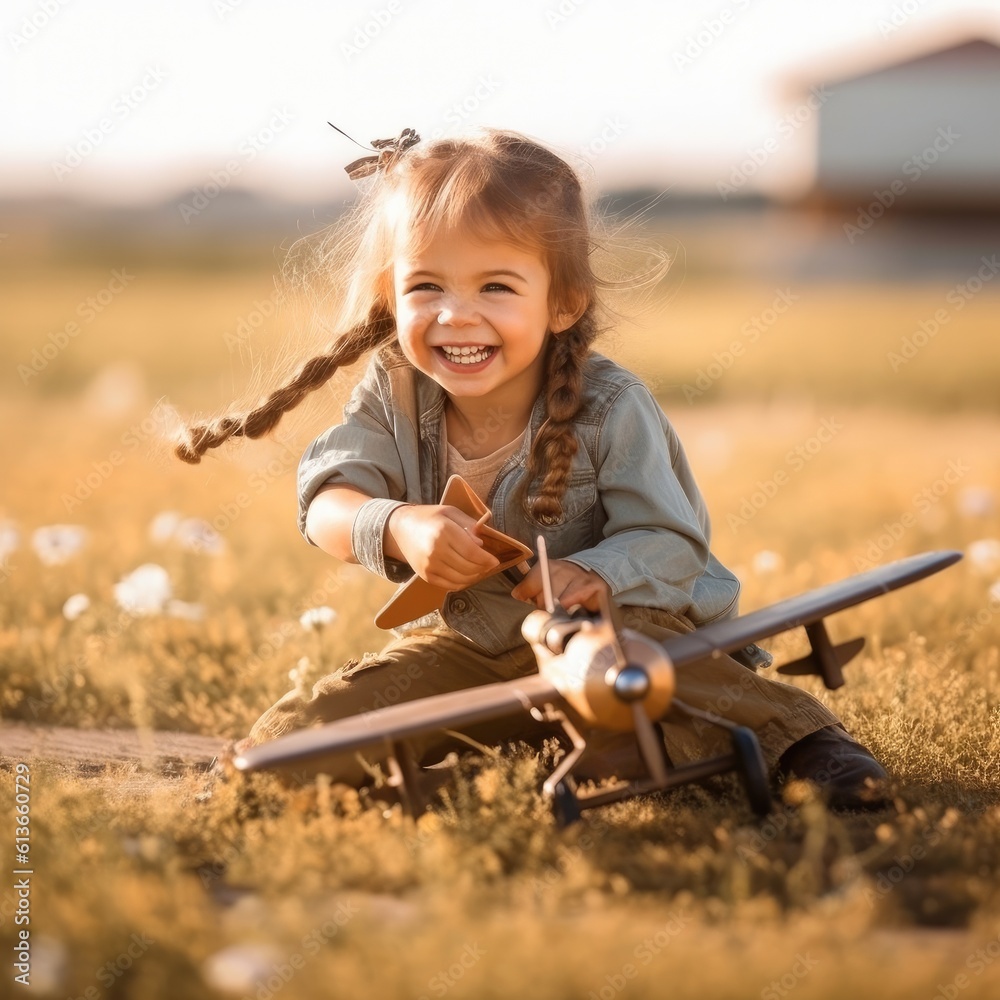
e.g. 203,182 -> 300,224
296,357 -> 413,582
562,382 -> 711,613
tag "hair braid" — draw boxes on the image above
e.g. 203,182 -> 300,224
524,319 -> 593,521
174,310 -> 395,464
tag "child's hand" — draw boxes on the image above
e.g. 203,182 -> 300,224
511,559 -> 608,612
386,504 -> 499,590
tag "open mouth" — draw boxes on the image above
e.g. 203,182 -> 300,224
437,345 -> 496,366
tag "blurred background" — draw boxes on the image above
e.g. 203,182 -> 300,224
5,8 -> 1000,995
2,0 -> 999,602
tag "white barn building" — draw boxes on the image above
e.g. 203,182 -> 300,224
790,30 -> 1000,210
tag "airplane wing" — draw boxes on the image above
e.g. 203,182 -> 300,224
235,672 -> 558,773
662,549 -> 961,685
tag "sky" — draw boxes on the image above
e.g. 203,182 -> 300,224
3,0 -> 1000,204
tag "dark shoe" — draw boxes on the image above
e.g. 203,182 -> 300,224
777,725 -> 889,810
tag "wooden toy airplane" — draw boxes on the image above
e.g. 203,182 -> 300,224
235,546 -> 961,825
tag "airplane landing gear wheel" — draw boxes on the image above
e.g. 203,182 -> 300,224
551,781 -> 581,828
732,726 -> 772,817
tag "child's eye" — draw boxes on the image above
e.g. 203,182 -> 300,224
407,282 -> 441,293
483,282 -> 513,293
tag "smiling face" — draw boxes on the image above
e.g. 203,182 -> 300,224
392,226 -> 575,419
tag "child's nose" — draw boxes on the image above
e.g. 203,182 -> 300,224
437,296 -> 479,327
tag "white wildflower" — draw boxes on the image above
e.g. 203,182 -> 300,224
113,563 -> 173,615
31,525 -> 89,566
288,656 -> 311,683
175,517 -> 225,555
202,943 -> 284,995
62,593 -> 91,621
299,606 -> 337,631
751,549 -> 783,575
967,539 -> 1000,576
957,486 -> 995,519
149,510 -> 183,544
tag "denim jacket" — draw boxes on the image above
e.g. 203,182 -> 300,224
298,344 -> 742,655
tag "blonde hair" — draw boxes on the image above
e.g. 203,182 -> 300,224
176,128 -> 651,519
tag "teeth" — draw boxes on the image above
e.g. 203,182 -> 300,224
441,346 -> 494,365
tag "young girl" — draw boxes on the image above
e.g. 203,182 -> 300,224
177,128 -> 886,809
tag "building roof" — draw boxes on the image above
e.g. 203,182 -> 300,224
780,18 -> 1000,97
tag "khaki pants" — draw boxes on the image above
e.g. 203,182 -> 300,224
246,607 -> 841,786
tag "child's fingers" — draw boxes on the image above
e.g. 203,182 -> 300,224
558,574 -> 607,612
457,532 -> 500,571
469,511 -> 492,534
510,565 -> 541,603
443,509 -> 500,568
557,584 -> 601,611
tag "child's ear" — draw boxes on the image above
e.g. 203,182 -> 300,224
550,293 -> 588,334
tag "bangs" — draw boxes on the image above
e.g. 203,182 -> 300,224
391,150 -> 552,259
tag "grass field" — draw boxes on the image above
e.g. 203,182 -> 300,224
2,252 -> 1000,998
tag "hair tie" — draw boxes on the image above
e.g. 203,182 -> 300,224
328,123 -> 421,180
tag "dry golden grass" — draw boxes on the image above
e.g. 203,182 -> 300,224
2,258 -> 1000,998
